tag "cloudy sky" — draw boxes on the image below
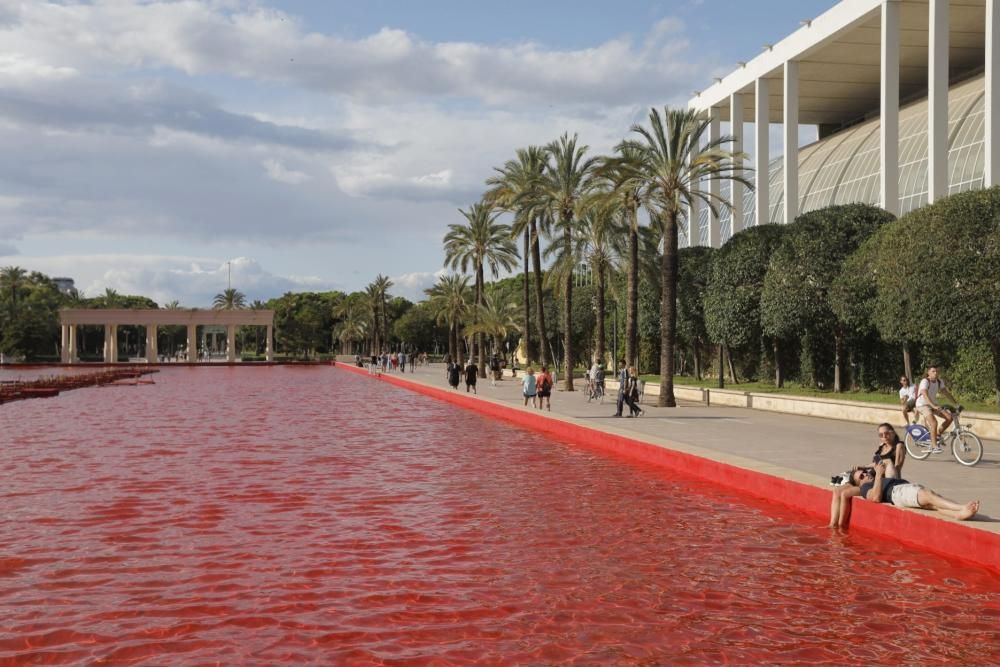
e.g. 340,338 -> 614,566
0,0 -> 832,306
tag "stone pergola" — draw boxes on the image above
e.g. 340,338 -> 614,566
58,308 -> 275,364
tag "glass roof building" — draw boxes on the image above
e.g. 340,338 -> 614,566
687,0 -> 1000,247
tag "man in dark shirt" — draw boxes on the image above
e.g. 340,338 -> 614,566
853,462 -> 979,520
613,360 -> 628,417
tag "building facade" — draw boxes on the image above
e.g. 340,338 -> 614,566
687,0 -> 998,246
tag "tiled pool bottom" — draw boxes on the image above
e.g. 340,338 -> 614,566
2,366 -> 998,664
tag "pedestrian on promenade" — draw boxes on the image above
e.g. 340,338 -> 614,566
624,366 -> 644,417
536,366 -> 553,411
399,352 -> 407,373
613,360 -> 627,417
898,375 -> 916,425
447,360 -> 461,390
489,355 -> 501,387
522,367 -> 537,407
464,359 -> 478,394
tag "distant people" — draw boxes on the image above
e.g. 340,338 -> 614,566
489,355 -> 501,386
872,422 -> 905,478
613,359 -> 627,417
522,366 -> 537,407
898,375 -> 916,425
915,365 -> 959,447
399,352 -> 407,373
381,352 -> 389,373
447,360 -> 461,390
536,365 -> 553,411
355,353 -> 362,368
464,359 -> 478,394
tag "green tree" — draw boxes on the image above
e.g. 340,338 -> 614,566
704,225 -> 785,385
676,246 -> 714,380
624,107 -> 750,405
213,287 -> 247,310
486,146 -> 550,365
443,200 -> 518,377
333,293 -> 369,355
761,204 -> 894,391
425,274 -> 472,363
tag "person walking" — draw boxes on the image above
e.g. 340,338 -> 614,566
447,360 -> 461,390
399,352 -> 407,373
613,360 -> 627,417
623,366 -> 644,417
464,359 -> 478,394
522,367 -> 537,407
536,366 -> 553,411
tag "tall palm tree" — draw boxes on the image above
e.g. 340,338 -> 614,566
624,107 -> 750,407
371,274 -> 393,352
443,201 -> 519,377
528,133 -> 598,391
595,143 -> 649,369
425,274 -> 471,363
578,204 -> 618,367
485,145 -> 550,366
213,287 -> 247,310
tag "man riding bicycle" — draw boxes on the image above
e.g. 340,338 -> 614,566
915,365 -> 959,450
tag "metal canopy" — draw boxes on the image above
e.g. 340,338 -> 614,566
689,0 -> 987,127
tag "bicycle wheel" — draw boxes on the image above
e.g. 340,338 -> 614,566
952,432 -> 983,466
904,430 -> 932,460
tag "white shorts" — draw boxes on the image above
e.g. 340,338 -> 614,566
890,483 -> 923,508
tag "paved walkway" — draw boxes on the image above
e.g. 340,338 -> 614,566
365,363 -> 1000,536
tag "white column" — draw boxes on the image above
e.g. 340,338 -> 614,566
104,324 -> 113,363
708,106 -> 722,247
61,324 -> 69,363
265,325 -> 274,362
730,93 -> 745,235
928,0 -> 949,202
755,77 -> 770,226
687,149 -> 700,246
226,324 -> 236,363
784,60 -> 800,223
68,325 -> 77,364
146,325 -> 157,363
881,0 -> 901,215
187,324 -> 198,363
987,0 -> 1000,186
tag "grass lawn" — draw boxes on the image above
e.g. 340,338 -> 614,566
636,375 -> 1000,415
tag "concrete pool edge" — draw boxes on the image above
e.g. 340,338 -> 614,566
336,364 -> 1000,573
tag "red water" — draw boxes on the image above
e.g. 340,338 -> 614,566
1,367 -> 998,665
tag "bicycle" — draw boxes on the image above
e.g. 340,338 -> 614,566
904,405 -> 983,466
588,380 -> 605,404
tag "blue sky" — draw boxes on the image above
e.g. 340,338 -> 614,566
0,0 -> 833,305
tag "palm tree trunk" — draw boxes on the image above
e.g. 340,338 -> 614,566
833,328 -> 844,393
530,217 -> 549,366
774,339 -> 783,388
477,265 -> 486,378
658,211 -> 679,407
902,342 -> 913,382
718,344 -> 725,388
563,220 -> 574,391
693,340 -> 701,380
523,228 -> 532,363
626,209 -> 639,369
596,262 -> 607,366
992,338 -> 1000,406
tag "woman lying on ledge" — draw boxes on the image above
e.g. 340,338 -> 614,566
829,461 -> 980,528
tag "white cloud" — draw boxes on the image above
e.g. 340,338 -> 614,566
391,268 -> 448,301
1,4 -> 709,108
262,158 -> 310,185
5,254 -> 334,306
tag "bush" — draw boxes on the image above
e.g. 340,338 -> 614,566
948,342 -> 997,403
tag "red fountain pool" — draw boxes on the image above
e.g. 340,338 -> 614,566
1,366 -> 998,664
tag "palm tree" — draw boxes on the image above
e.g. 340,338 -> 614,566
594,144 -> 650,369
527,133 -> 598,391
464,294 -> 521,359
443,201 -> 519,377
425,274 -> 471,363
371,274 -> 393,353
485,145 -> 550,366
213,287 -> 247,310
578,204 -> 618,367
624,107 -> 750,407
333,294 -> 368,355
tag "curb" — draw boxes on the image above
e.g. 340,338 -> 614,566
336,364 -> 1000,573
